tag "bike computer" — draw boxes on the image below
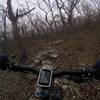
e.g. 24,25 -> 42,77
37,68 -> 52,87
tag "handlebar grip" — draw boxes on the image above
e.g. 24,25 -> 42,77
53,70 -> 81,77
0,53 -> 39,75
8,64 -> 39,75
0,53 -> 9,70
53,68 -> 96,79
92,59 -> 100,80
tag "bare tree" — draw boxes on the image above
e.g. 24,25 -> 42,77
60,0 -> 80,27
7,0 -> 35,60
67,0 -> 80,26
90,0 -> 100,13
18,18 -> 29,37
81,2 -> 97,32
24,0 -> 36,35
37,1 -> 54,33
37,0 -> 58,33
55,0 -> 66,26
0,5 -> 7,52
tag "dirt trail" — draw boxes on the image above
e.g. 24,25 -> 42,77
0,33 -> 100,100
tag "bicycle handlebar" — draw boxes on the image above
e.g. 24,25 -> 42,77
7,63 -> 98,80
1,53 -> 100,81
8,64 -> 39,75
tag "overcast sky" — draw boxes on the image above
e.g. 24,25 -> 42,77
0,0 -> 98,33
0,0 -> 93,13
1,0 -> 34,10
0,0 -> 98,24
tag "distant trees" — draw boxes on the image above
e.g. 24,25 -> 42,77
0,5 -> 7,52
90,0 -> 100,13
0,0 -> 100,55
3,0 -> 100,36
55,0 -> 66,32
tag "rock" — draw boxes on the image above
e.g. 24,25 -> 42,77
49,53 -> 59,59
62,85 -> 68,90
73,95 -> 76,99
36,49 -> 59,59
33,49 -> 60,66
42,60 -> 52,65
79,63 -> 86,67
53,40 -> 63,44
54,78 -> 81,100
42,64 -> 53,69
41,60 -> 59,70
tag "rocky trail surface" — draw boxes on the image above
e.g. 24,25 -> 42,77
0,33 -> 100,100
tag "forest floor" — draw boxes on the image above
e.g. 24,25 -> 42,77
0,33 -> 100,100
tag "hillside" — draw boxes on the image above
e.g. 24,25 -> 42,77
0,33 -> 100,100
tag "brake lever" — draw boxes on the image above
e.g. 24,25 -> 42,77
80,67 -> 92,78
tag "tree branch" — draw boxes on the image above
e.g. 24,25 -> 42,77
17,7 -> 35,18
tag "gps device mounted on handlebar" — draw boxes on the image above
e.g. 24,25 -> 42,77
35,67 -> 53,98
37,67 -> 52,87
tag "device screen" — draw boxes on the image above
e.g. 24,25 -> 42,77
38,69 -> 52,86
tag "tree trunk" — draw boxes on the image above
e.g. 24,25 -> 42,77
12,21 -> 28,62
55,0 -> 65,26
